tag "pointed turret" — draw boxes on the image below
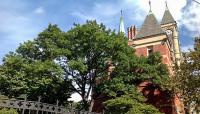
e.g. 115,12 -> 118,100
161,1 -> 181,66
119,10 -> 125,33
135,1 -> 165,38
161,1 -> 175,25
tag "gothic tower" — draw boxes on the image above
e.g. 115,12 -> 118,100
128,2 -> 174,70
160,2 -> 181,66
127,1 -> 182,71
92,1 -> 184,114
127,1 -> 184,114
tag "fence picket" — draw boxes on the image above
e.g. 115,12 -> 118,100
0,98 -> 101,114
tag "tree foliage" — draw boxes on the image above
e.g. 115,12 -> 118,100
104,88 -> 162,114
0,21 -> 137,109
0,21 -> 170,112
171,37 -> 200,113
63,21 -> 137,110
96,52 -> 169,96
96,51 -> 169,113
0,24 -> 72,105
0,108 -> 18,114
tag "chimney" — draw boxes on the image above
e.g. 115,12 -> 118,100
128,26 -> 137,40
128,27 -> 131,39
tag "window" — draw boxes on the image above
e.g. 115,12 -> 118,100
147,46 -> 153,56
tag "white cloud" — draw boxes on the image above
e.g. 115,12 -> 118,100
34,7 -> 45,15
71,0 -> 187,28
71,12 -> 95,21
1,0 -> 197,64
181,2 -> 200,34
70,0 -> 141,30
135,0 -> 187,21
181,44 -> 194,52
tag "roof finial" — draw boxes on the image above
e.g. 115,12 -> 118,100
165,0 -> 169,10
121,10 -> 123,16
149,0 -> 152,12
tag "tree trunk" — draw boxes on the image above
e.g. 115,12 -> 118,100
89,99 -> 94,112
82,98 -> 89,111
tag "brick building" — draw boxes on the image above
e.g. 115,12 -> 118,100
126,4 -> 181,68
123,2 -> 183,114
92,2 -> 184,114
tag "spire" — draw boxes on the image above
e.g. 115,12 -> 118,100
135,1 -> 165,38
119,10 -> 125,33
149,0 -> 152,13
161,1 -> 175,25
165,0 -> 168,10
135,11 -> 165,38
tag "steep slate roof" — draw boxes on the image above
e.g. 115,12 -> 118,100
161,8 -> 175,25
135,12 -> 165,39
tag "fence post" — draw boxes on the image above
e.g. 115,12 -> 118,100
69,100 -> 73,113
36,96 -> 41,114
56,100 -> 59,114
22,96 -> 27,114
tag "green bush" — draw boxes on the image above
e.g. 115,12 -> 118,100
0,108 -> 18,114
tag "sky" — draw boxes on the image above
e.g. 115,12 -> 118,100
0,0 -> 200,101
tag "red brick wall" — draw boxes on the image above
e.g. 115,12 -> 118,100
135,44 -> 172,66
138,81 -> 177,114
135,47 -> 147,56
153,44 -> 171,65
134,44 -> 183,114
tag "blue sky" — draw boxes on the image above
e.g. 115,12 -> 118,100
0,0 -> 200,64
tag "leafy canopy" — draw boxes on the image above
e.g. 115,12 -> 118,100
96,51 -> 169,113
171,37 -> 200,112
0,24 -> 72,105
63,21 -> 137,110
0,21 -> 170,113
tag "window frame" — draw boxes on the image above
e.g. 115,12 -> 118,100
147,46 -> 153,56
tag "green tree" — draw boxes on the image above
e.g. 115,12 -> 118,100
103,86 -> 162,114
0,21 -> 170,113
171,37 -> 200,114
96,53 -> 169,114
105,93 -> 162,114
0,21 -> 136,110
0,24 -> 72,105
0,108 -> 18,114
62,21 -> 138,110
